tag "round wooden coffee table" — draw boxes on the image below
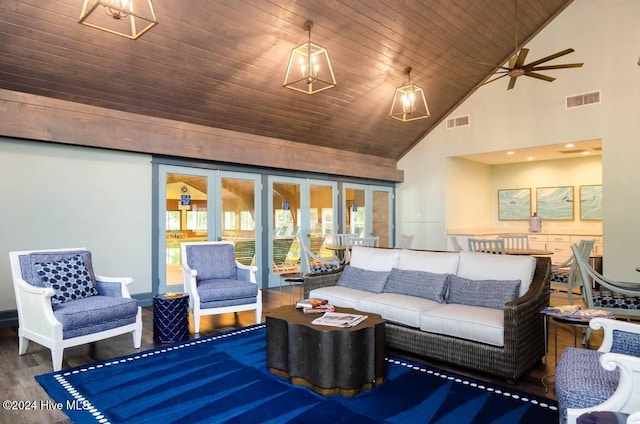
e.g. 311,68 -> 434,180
266,305 -> 385,396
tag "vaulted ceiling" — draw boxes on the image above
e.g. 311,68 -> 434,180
0,0 -> 573,161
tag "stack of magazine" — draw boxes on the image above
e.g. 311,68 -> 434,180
295,298 -> 335,314
311,312 -> 368,328
541,305 -> 614,320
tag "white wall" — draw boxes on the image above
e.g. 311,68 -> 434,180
398,0 -> 640,282
0,138 -> 152,311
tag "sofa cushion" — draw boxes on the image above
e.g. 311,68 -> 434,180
186,244 -> 237,281
349,246 -> 400,271
336,265 -> 390,293
446,274 -> 520,310
397,250 -> 460,274
309,286 -> 377,309
34,255 -> 99,305
420,304 -> 506,347
456,251 -> 536,296
611,330 -> 640,357
358,293 -> 442,328
383,268 -> 449,303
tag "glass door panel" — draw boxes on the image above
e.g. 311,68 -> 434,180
343,184 -> 393,248
372,189 -> 392,247
309,183 -> 336,259
221,176 -> 259,269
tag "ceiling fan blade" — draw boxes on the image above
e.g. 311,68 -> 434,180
507,76 -> 518,90
473,61 -> 511,71
480,73 -> 509,86
513,48 -> 529,68
530,63 -> 584,71
525,48 -> 575,68
524,71 -> 556,82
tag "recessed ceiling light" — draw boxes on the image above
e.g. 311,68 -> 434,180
582,150 -> 591,155
527,156 -> 534,161
507,151 -> 515,155
565,143 -> 575,148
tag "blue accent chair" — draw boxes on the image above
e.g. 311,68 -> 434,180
181,241 -> 262,333
556,318 -> 640,424
9,247 -> 142,371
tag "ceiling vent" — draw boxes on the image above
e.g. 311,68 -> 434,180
446,115 -> 470,129
566,91 -> 601,109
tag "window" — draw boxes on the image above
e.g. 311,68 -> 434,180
223,211 -> 236,230
187,210 -> 208,231
166,211 -> 181,230
239,210 -> 254,230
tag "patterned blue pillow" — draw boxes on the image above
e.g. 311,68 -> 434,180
383,268 -> 449,303
611,330 -> 640,357
34,255 -> 99,304
446,274 -> 521,310
336,265 -> 390,293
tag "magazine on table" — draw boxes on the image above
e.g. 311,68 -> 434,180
302,304 -> 336,314
296,298 -> 329,309
540,305 -> 614,320
312,311 -> 368,328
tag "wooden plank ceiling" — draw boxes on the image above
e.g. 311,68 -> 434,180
0,0 -> 572,161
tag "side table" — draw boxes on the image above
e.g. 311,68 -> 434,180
153,292 -> 190,344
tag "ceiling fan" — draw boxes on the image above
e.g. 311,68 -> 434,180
479,0 -> 583,90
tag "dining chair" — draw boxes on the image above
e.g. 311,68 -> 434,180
468,238 -> 506,254
550,239 -> 595,304
397,234 -> 414,249
350,236 -> 379,247
498,234 -> 530,249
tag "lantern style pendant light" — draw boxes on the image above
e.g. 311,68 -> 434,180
389,67 -> 430,122
283,20 -> 337,94
79,0 -> 158,40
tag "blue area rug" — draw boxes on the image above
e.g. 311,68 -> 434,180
36,324 -> 558,423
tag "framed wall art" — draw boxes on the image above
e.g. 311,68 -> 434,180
498,188 -> 531,220
580,185 -> 602,220
536,186 -> 574,220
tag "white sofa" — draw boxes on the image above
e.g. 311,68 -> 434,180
303,246 -> 551,382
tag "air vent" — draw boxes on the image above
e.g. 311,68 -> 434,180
446,115 -> 470,129
566,91 -> 601,109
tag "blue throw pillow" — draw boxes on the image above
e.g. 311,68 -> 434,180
34,255 -> 99,305
446,274 -> 521,310
336,265 -> 390,293
611,330 -> 640,357
383,268 -> 449,303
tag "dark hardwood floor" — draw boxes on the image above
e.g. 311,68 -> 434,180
0,288 -> 602,423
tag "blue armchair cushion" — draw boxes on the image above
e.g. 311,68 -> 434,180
446,275 -> 521,310
592,290 -> 640,310
53,295 -> 138,339
34,255 -> 99,305
336,265 -> 390,293
383,268 -> 449,303
556,347 -> 619,424
19,250 -> 96,288
197,278 -> 258,303
187,244 -> 237,281
610,330 -> 640,357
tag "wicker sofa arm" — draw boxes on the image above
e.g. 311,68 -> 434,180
303,266 -> 344,298
503,256 -> 551,367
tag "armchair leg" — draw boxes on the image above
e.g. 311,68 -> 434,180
255,307 -> 262,324
51,348 -> 63,372
194,312 -> 201,334
132,329 -> 142,349
18,333 -> 28,355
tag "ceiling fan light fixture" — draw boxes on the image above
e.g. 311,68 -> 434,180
389,67 -> 430,122
283,20 -> 337,94
79,0 -> 158,40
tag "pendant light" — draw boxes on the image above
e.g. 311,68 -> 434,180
389,67 -> 430,122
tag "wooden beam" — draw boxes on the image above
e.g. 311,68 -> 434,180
0,89 -> 403,182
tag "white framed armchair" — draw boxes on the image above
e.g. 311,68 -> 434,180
556,318 -> 640,424
181,241 -> 262,333
9,248 -> 142,371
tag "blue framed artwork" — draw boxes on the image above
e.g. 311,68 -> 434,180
498,188 -> 531,220
536,186 -> 574,220
580,185 -> 602,220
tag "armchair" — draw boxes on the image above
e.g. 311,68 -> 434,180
556,318 -> 640,424
9,248 -> 142,371
181,241 -> 261,333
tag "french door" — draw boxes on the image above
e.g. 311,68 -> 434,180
157,165 -> 261,293
342,183 -> 394,247
267,176 -> 337,287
